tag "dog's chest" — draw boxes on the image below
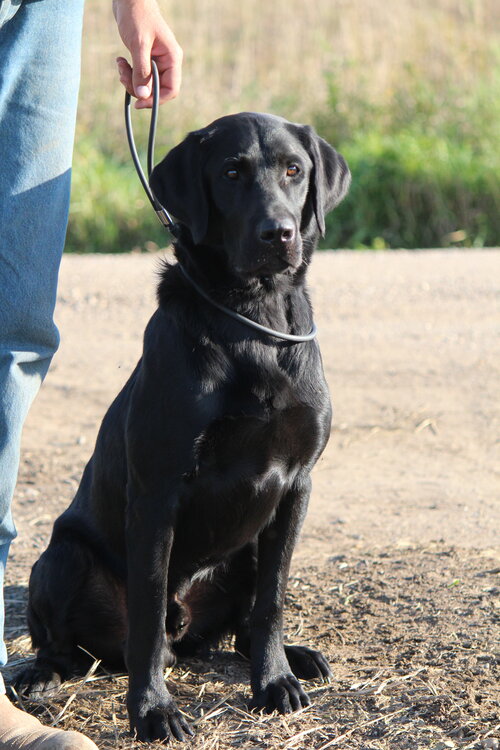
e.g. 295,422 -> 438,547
174,363 -> 329,563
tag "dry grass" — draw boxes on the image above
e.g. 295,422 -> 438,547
73,0 -> 500,251
79,0 -> 500,146
5,548 -> 499,749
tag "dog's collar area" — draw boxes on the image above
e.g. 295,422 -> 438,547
178,263 -> 317,343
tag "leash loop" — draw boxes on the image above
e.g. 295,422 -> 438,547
124,60 -> 177,233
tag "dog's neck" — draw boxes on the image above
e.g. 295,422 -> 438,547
171,229 -> 313,301
157,233 -> 316,342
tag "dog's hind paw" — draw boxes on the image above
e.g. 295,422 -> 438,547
11,663 -> 63,700
285,644 -> 332,681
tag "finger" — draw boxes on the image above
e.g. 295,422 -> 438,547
131,42 -> 153,100
134,96 -> 153,110
116,56 -> 135,97
159,64 -> 182,103
151,39 -> 183,103
133,52 -> 182,109
157,57 -> 182,103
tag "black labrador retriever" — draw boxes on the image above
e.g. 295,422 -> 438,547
15,112 -> 350,742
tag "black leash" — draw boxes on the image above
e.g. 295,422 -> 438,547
124,61 -> 177,234
178,263 -> 318,342
124,61 -> 317,343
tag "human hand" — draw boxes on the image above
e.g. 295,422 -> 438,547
113,0 -> 182,108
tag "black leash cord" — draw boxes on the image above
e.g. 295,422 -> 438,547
124,61 -> 176,232
124,61 -> 317,344
178,264 -> 318,343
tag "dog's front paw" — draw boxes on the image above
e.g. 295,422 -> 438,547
250,674 -> 311,714
128,688 -> 194,742
12,662 -> 63,700
285,644 -> 332,681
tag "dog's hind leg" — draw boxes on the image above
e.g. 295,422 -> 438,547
14,537 -> 127,699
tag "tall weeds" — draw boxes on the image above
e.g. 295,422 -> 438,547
69,0 -> 500,251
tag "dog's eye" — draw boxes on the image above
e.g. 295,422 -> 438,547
224,167 -> 239,180
286,164 -> 300,177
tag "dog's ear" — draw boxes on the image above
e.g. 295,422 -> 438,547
150,132 -> 209,245
295,125 -> 351,236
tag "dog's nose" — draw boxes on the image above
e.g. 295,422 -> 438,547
259,219 -> 296,245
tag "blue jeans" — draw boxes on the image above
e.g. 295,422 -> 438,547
0,0 -> 84,692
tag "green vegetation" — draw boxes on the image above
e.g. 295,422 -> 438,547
319,66 -> 500,249
67,0 -> 500,252
68,139 -> 168,253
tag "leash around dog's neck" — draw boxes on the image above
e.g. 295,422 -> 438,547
124,61 -> 318,344
178,264 -> 318,342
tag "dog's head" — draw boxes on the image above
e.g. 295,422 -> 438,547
150,112 -> 350,279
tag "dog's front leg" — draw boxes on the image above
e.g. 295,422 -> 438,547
249,476 -> 312,714
125,486 -> 193,742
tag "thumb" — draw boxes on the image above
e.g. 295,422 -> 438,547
131,45 -> 152,99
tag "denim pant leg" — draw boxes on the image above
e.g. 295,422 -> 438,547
0,0 -> 84,691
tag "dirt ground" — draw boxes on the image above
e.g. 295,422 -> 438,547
3,249 -> 499,749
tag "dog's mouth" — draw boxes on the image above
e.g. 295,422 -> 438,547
237,256 -> 294,278
234,242 -> 303,279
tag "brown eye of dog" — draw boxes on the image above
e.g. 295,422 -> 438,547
224,168 -> 239,180
286,164 -> 300,177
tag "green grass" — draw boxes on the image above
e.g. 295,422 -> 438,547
67,57 -> 500,253
322,129 -> 500,250
68,139 -> 170,253
319,63 -> 500,249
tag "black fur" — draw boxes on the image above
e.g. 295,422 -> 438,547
14,112 -> 350,742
